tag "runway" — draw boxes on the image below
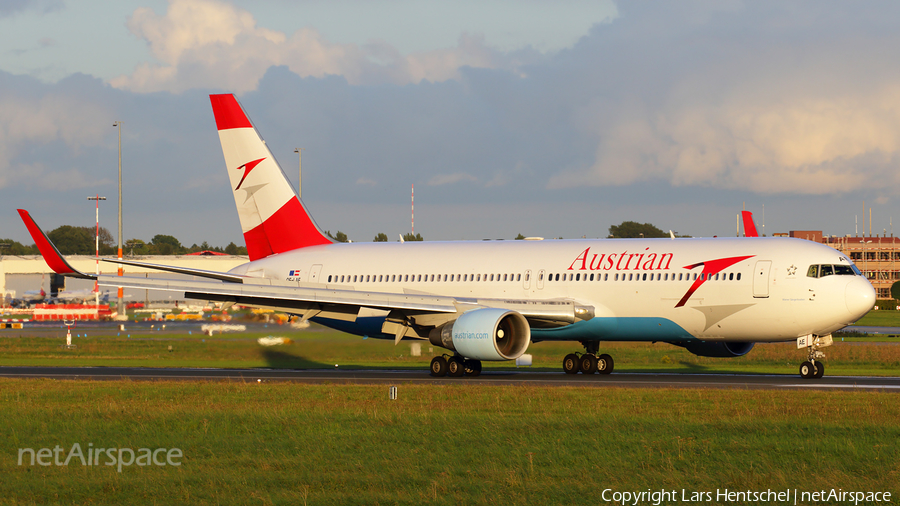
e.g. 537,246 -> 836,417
1,366 -> 899,391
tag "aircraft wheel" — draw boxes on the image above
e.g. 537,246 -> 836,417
813,361 -> 825,379
447,356 -> 466,377
464,359 -> 482,377
430,356 -> 448,377
597,353 -> 614,374
563,354 -> 579,374
799,361 -> 815,379
579,354 -> 598,374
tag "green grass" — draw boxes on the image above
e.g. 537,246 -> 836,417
1,380 -> 897,505
2,323 -> 900,376
851,309 -> 900,327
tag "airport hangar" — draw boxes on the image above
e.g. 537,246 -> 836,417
0,252 -> 247,305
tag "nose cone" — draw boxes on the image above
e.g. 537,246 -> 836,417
845,277 -> 876,321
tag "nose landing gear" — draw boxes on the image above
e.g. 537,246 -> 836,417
798,334 -> 831,379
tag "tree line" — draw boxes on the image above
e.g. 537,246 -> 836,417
0,221 -> 677,257
0,225 -> 248,256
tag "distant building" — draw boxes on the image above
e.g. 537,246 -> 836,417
788,231 -> 899,300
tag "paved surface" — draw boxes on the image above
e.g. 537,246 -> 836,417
1,366 -> 899,391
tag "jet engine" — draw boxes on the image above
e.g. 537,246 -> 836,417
676,341 -> 755,358
429,308 -> 530,361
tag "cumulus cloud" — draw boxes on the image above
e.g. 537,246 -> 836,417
110,0 -> 535,93
0,90 -> 112,190
546,1 -> 900,196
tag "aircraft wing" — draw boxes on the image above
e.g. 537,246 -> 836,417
20,208 -> 593,335
95,273 -> 593,331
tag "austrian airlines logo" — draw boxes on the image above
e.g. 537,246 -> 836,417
234,157 -> 266,191
675,255 -> 755,308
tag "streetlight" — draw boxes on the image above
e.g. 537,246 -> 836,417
87,195 -> 106,307
0,242 -> 9,307
112,121 -> 124,320
293,147 -> 304,198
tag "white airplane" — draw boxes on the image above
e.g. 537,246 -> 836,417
18,94 -> 875,379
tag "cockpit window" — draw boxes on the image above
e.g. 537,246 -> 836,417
834,264 -> 857,276
807,264 -> 861,278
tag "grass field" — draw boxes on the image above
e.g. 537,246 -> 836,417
1,380 -> 898,505
1,323 -> 900,376
3,320 -> 900,377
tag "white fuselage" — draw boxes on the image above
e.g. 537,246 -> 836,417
227,236 -> 875,344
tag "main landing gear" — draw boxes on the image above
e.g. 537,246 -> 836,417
563,342 -> 613,375
430,355 -> 482,378
798,334 -> 831,379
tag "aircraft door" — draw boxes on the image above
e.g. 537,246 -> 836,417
537,269 -> 545,290
310,264 -> 323,283
523,270 -> 532,290
753,260 -> 771,298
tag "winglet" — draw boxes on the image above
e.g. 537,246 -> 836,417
17,209 -> 95,279
741,211 -> 759,237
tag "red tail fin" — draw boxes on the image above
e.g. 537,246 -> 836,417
210,94 -> 331,260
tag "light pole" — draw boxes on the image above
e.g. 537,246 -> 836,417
293,147 -> 303,198
87,195 -> 106,306
0,242 -> 9,307
113,121 -> 124,320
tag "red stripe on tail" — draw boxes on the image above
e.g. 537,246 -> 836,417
210,94 -> 252,130
242,197 -> 332,261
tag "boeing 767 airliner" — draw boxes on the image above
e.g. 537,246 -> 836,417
18,94 -> 876,379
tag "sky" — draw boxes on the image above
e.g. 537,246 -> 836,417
1,0 -> 900,248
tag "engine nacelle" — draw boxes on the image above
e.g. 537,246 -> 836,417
677,341 -> 755,358
429,308 -> 530,361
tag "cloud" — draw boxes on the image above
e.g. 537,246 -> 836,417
546,1 -> 900,196
426,172 -> 478,186
0,84 -> 112,190
110,0 -> 538,93
0,0 -> 62,18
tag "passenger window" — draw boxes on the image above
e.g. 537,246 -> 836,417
737,273 -> 741,280
504,274 -> 508,281
729,273 -> 734,281
604,273 -> 608,281
517,274 -> 521,281
477,274 -> 481,281
590,274 -> 594,281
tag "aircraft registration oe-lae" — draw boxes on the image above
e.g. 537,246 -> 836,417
18,94 -> 876,380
